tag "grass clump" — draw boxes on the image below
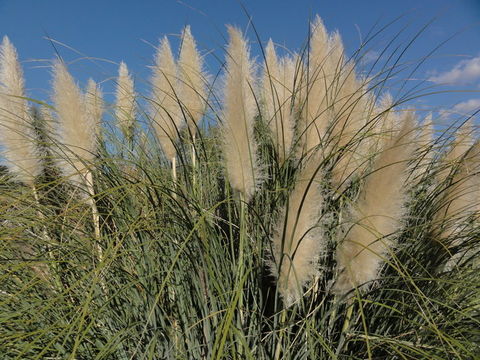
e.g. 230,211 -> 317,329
0,14 -> 479,359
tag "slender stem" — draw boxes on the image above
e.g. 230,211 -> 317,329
85,170 -> 103,262
237,192 -> 246,354
336,300 -> 354,355
274,309 -> 287,360
171,156 -> 177,200
192,133 -> 196,168
191,133 -> 197,190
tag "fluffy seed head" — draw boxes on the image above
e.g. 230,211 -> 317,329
178,26 -> 207,135
327,32 -> 371,190
52,61 -> 98,185
261,40 -> 296,162
0,36 -> 41,184
85,79 -> 104,135
271,157 -> 325,305
151,36 -> 183,159
300,16 -> 331,155
222,26 -> 260,201
435,121 -> 478,234
115,62 -> 136,141
334,113 -> 416,295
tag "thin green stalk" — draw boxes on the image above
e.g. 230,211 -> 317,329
274,309 -> 287,360
192,133 -> 197,188
237,191 -> 247,355
336,300 -> 354,356
171,156 -> 177,200
85,170 -> 103,262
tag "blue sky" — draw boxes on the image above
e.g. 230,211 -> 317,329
1,0 -> 480,125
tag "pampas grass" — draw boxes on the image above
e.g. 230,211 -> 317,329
52,61 -> 103,263
300,16 -> 331,156
178,25 -> 207,137
115,62 -> 136,144
271,156 -> 325,305
327,31 -> 370,190
334,113 -> 416,295
440,139 -> 480,270
261,40 -> 296,163
0,36 -> 41,185
151,36 -> 182,162
222,26 -> 260,201
52,61 -> 99,187
1,15 -> 479,360
434,121 -> 479,269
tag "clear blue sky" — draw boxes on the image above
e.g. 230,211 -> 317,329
1,0 -> 480,124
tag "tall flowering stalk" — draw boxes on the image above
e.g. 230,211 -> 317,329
327,32 -> 370,191
115,62 -> 136,146
334,113 -> 415,295
52,61 -> 98,187
84,79 -> 104,241
300,16 -> 332,157
435,121 -> 479,269
270,157 -> 325,305
151,36 -> 182,186
52,62 -> 103,256
0,36 -> 41,185
178,25 -> 207,138
178,25 -> 208,175
261,40 -> 296,163
222,26 -> 260,202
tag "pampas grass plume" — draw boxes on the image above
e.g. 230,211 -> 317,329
52,61 -> 98,185
301,16 -> 330,155
115,62 -> 136,141
222,26 -> 260,201
334,113 -> 416,295
327,32 -> 370,190
178,26 -> 207,136
261,40 -> 296,162
151,36 -> 182,160
436,121 -> 478,233
271,157 -> 325,305
0,36 -> 41,185
85,79 -> 104,135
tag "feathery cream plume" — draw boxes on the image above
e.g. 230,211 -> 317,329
85,79 -> 104,136
300,16 -> 331,156
83,78 -> 104,247
262,39 -> 280,143
151,36 -> 182,160
376,93 -> 400,141
278,56 -> 297,160
222,26 -> 260,201
334,113 -> 415,295
178,25 -> 207,136
0,36 -> 41,184
261,40 -> 296,162
115,62 -> 136,141
437,138 -> 480,270
434,122 -> 478,265
52,61 -> 98,186
363,92 -> 400,162
271,156 -> 325,305
327,32 -> 370,190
